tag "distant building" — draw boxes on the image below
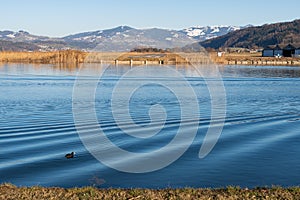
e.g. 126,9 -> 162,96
296,47 -> 300,57
273,45 -> 283,57
262,46 -> 275,57
263,44 -> 300,57
283,44 -> 295,57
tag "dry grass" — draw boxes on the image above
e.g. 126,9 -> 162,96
1,51 -> 300,66
0,51 -> 200,65
0,51 -> 184,64
209,52 -> 300,66
1,184 -> 300,200
209,52 -> 258,63
0,50 -> 88,64
85,52 -> 123,63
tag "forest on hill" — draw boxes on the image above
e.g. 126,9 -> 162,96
199,19 -> 300,49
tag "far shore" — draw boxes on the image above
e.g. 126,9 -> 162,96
211,52 -> 300,66
1,183 -> 300,199
1,50 -> 300,66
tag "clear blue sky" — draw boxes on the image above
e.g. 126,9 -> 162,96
1,0 -> 299,37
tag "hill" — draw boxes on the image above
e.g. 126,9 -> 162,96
0,40 -> 40,51
198,19 -> 300,49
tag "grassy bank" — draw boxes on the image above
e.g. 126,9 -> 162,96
1,51 -> 300,66
1,184 -> 300,200
210,52 -> 300,66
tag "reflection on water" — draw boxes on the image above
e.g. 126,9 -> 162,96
219,65 -> 300,78
0,63 -> 300,188
1,63 -> 300,78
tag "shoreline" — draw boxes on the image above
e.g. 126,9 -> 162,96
210,52 -> 300,66
1,50 -> 300,66
1,184 -> 300,199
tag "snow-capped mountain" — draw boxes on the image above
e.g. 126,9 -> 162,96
181,25 -> 251,41
63,26 -> 134,43
0,30 -> 56,42
63,26 -> 197,51
0,25 -> 251,51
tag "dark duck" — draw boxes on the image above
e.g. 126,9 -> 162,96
65,152 -> 75,159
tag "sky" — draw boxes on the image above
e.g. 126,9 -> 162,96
1,0 -> 299,37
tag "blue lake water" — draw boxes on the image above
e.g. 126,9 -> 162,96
0,63 -> 300,188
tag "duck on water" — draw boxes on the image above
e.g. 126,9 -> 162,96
65,152 -> 75,159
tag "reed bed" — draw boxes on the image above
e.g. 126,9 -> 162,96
1,184 -> 299,200
0,50 -> 88,64
0,51 -> 195,65
1,51 -> 300,66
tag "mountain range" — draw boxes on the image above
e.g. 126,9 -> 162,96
0,25 -> 246,51
1,19 -> 299,52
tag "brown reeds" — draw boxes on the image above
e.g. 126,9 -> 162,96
1,51 -> 300,66
0,184 -> 300,200
0,50 -> 87,64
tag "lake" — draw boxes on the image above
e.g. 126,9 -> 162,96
0,63 -> 300,188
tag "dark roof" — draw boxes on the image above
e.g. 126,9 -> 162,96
274,44 -> 282,50
264,44 -> 300,50
283,44 -> 296,50
264,45 -> 274,50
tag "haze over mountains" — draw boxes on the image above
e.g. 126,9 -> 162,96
0,19 -> 299,51
0,25 -> 246,51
